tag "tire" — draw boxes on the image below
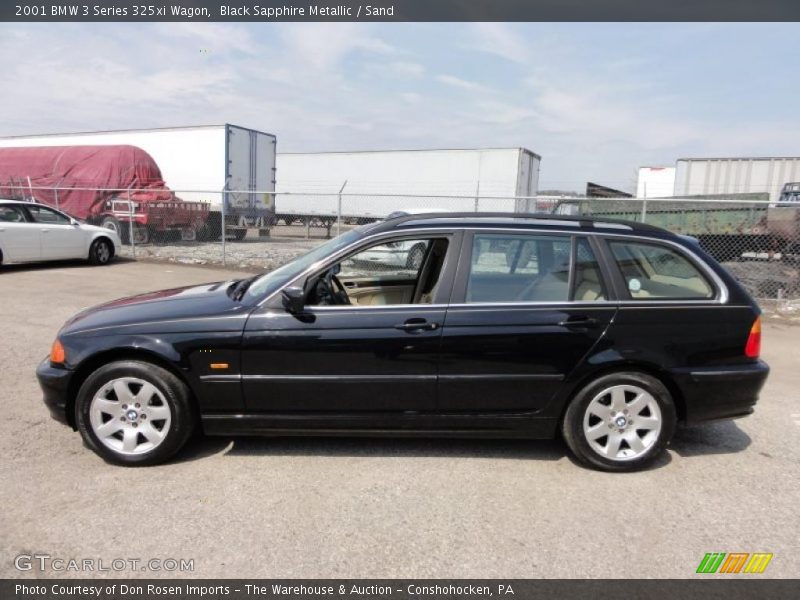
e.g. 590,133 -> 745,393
75,360 -> 195,466
195,223 -> 214,242
101,216 -> 130,245
406,243 -> 426,269
561,371 -> 676,472
232,228 -> 247,241
88,237 -> 114,266
132,225 -> 150,245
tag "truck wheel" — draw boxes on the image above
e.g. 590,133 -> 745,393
132,226 -> 150,245
101,216 -> 130,245
232,229 -> 247,241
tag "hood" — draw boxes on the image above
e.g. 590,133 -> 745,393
81,223 -> 115,235
82,223 -> 121,242
61,280 -> 252,335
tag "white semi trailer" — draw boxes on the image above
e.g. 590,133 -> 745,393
674,157 -> 800,203
0,124 -> 277,240
274,147 -> 541,227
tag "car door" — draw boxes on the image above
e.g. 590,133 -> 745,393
438,231 -> 617,412
241,231 -> 460,415
24,204 -> 86,260
0,204 -> 40,262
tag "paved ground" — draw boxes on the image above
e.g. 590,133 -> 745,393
0,259 -> 798,579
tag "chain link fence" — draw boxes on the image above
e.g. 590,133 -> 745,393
4,184 -> 799,306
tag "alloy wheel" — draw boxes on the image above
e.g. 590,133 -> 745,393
95,241 -> 111,264
582,384 -> 662,461
89,377 -> 172,455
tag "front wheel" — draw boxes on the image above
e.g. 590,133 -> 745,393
88,238 -> 114,266
75,360 -> 195,466
101,216 -> 130,245
561,372 -> 676,472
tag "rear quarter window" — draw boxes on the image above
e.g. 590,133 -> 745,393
608,240 -> 715,300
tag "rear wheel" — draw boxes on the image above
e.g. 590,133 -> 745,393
561,372 -> 676,472
88,238 -> 114,266
75,360 -> 195,466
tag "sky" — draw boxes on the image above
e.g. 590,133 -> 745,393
1,22 -> 798,193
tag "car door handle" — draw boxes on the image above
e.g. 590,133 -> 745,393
558,316 -> 599,328
41,229 -> 50,233
395,318 -> 439,332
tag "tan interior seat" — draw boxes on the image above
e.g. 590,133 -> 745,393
574,267 -> 605,301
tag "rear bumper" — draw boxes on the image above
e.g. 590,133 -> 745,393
36,358 -> 73,427
670,361 -> 770,424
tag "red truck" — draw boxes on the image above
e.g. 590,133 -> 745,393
0,145 -> 208,244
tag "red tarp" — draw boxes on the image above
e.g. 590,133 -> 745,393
0,145 -> 174,220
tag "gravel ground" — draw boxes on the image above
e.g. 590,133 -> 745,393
1,260 -> 798,579
118,236 -> 321,272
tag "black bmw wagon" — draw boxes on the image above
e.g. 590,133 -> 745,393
37,213 -> 769,471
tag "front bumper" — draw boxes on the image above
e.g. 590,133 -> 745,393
36,357 -> 74,427
670,360 -> 770,424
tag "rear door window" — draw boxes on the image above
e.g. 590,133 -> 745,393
0,205 -> 28,222
608,240 -> 714,300
465,234 -> 606,303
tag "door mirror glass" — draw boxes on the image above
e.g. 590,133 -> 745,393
281,286 -> 306,313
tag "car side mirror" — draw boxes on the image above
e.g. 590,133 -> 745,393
281,286 -> 306,314
70,218 -> 80,226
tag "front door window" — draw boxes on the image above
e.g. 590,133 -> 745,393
305,237 -> 449,306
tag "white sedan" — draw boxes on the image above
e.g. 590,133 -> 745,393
0,200 -> 120,266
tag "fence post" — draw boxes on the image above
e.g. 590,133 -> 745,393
337,180 -> 348,238
221,184 -> 227,267
127,187 -> 136,260
641,182 -> 648,223
474,181 -> 480,212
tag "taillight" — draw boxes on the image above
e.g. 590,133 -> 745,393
744,316 -> 761,359
50,339 -> 66,365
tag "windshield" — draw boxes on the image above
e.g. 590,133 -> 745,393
245,229 -> 364,299
778,192 -> 800,205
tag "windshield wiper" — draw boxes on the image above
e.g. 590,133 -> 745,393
229,276 -> 257,301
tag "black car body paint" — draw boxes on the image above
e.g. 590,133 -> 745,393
37,213 -> 769,445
